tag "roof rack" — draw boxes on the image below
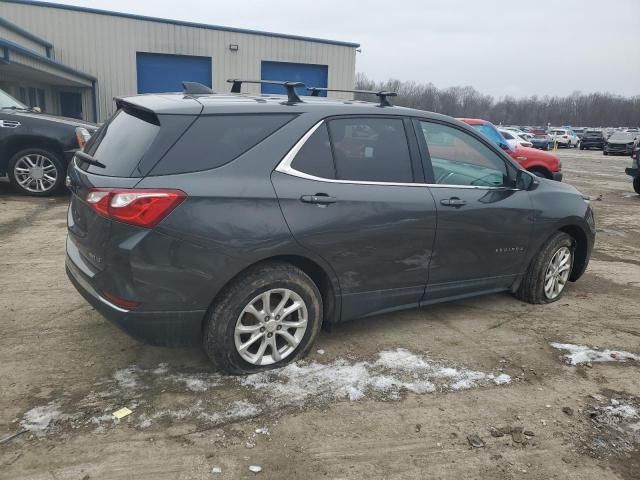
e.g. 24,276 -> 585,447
307,87 -> 397,107
182,81 -> 213,95
227,79 -> 304,103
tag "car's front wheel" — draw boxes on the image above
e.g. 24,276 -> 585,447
8,148 -> 64,196
634,176 -> 640,195
204,261 -> 322,374
514,232 -> 573,304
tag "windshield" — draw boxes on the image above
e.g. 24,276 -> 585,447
0,89 -> 28,110
470,123 -> 514,152
609,132 -> 634,142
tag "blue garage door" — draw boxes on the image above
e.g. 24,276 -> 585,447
261,61 -> 328,97
136,53 -> 212,94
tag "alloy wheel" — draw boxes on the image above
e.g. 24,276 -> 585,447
14,154 -> 58,193
544,246 -> 571,299
234,288 -> 308,366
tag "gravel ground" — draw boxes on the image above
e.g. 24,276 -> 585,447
0,148 -> 639,479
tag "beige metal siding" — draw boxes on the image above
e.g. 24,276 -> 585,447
0,2 -> 357,122
0,23 -> 48,56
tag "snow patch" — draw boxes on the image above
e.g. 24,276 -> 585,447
551,343 -> 640,365
113,367 -> 138,388
20,402 -> 64,434
240,348 -> 510,405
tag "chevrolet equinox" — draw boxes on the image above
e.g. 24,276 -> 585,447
66,82 -> 595,374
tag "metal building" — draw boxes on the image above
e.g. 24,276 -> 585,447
0,0 -> 359,122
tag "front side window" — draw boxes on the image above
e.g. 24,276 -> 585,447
327,117 -> 413,183
419,121 -> 509,187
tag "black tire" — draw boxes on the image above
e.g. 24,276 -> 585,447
603,151 -> 608,156
579,145 -> 584,150
203,261 -> 323,374
514,232 -> 574,304
634,176 -> 640,195
8,148 -> 65,196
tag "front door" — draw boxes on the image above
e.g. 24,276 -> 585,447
414,120 -> 534,302
272,116 -> 437,321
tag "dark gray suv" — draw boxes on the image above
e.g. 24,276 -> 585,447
66,83 -> 595,374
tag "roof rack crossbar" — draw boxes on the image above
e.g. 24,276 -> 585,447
307,87 -> 398,107
182,81 -> 213,95
227,79 -> 304,103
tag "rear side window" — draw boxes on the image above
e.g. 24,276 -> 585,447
291,124 -> 336,179
81,109 -> 159,176
151,114 -> 295,175
327,118 -> 413,183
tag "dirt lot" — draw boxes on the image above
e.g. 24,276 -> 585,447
1,149 -> 639,480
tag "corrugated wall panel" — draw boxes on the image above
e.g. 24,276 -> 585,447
0,1 -> 356,121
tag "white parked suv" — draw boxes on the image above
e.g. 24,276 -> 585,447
550,128 -> 579,148
499,128 -> 533,148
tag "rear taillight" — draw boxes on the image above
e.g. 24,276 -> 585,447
102,290 -> 140,309
85,188 -> 186,228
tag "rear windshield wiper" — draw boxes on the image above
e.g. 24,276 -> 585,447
75,150 -> 106,169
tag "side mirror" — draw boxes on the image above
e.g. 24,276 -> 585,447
515,169 -> 538,190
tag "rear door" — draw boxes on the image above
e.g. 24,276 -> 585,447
414,120 -> 534,302
272,116 -> 437,321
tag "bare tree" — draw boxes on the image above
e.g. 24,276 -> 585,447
354,74 -> 640,127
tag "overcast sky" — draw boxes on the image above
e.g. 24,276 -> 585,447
50,0 -> 640,98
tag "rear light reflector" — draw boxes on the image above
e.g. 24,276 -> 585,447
85,188 -> 186,228
103,290 -> 140,309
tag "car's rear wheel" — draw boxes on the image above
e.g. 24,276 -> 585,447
633,176 -> 640,195
603,151 -> 609,156
8,148 -> 64,196
514,232 -> 573,304
203,261 -> 322,374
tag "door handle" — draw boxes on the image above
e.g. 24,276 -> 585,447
300,194 -> 337,205
440,197 -> 467,208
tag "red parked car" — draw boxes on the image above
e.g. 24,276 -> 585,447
458,118 -> 563,181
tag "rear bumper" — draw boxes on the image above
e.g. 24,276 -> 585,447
66,256 -> 205,346
552,171 -> 563,182
626,168 -> 639,178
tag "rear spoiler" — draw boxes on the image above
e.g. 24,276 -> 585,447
114,98 -> 160,125
113,93 -> 203,119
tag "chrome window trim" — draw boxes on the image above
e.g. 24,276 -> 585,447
275,120 -> 521,191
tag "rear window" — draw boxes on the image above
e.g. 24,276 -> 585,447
584,131 -> 602,137
80,109 -> 160,176
150,114 -> 295,175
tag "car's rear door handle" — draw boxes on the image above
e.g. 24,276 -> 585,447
300,194 -> 337,205
440,197 -> 467,208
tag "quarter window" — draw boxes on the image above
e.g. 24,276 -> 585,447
419,121 -> 508,187
327,118 -> 413,183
